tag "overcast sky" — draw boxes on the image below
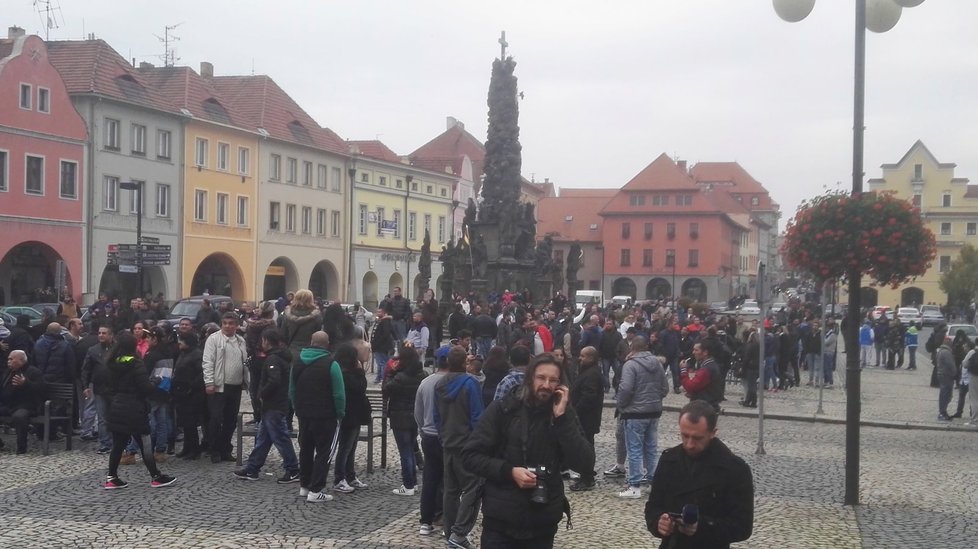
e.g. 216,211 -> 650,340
10,1 -> 978,228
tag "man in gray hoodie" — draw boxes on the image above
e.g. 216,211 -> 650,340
616,337 -> 669,499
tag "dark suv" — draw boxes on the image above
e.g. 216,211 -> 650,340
167,295 -> 234,325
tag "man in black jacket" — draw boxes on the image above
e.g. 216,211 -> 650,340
291,331 -> 346,503
462,354 -> 595,548
386,287 -> 413,342
0,350 -> 47,454
569,346 -> 603,491
81,325 -> 115,453
234,328 -> 299,483
370,308 -> 394,384
646,400 -> 753,549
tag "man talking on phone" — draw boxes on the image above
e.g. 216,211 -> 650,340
463,353 -> 595,548
645,400 -> 753,548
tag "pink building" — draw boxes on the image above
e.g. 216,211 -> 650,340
0,27 -> 87,305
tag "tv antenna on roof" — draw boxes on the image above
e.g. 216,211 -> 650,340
154,23 -> 183,67
33,0 -> 64,41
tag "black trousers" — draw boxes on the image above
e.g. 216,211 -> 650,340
206,384 -> 242,456
0,407 -> 30,451
481,525 -> 557,549
419,433 -> 444,524
174,397 -> 202,453
297,416 -> 339,493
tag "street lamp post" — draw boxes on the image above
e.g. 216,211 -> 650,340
667,250 -> 677,301
406,250 -> 416,302
119,180 -> 144,299
773,0 -> 926,506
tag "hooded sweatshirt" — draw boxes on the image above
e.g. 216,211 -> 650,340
617,351 -> 669,419
289,347 -> 345,420
434,372 -> 484,450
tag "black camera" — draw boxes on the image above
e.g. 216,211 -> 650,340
527,466 -> 549,504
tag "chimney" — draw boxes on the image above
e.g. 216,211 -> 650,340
139,61 -> 155,70
8,26 -> 25,39
677,160 -> 687,173
200,61 -> 214,78
446,116 -> 464,130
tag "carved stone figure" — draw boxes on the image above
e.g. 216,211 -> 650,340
471,234 -> 488,279
566,241 -> 582,296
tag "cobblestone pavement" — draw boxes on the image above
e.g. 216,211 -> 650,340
1,397 -> 975,548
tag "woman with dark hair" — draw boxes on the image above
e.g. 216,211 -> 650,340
419,288 -> 439,355
103,331 -> 176,489
481,346 -> 510,407
332,343 -> 371,493
172,331 -> 204,459
322,303 -> 356,351
383,342 -> 426,496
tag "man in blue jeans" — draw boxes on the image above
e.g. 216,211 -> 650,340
615,337 -> 670,499
81,325 -> 115,453
234,329 -> 300,483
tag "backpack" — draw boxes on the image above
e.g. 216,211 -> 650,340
967,352 -> 978,376
925,331 -> 938,354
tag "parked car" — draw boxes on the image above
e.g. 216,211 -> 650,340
738,300 -> 761,316
167,295 -> 234,325
919,304 -> 944,327
0,310 -> 16,327
896,307 -> 922,326
947,324 -> 978,343
30,303 -> 60,314
709,301 -> 729,313
340,303 -> 375,327
0,306 -> 44,326
870,305 -> 892,321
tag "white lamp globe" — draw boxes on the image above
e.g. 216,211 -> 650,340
773,0 -> 816,23
866,0 -> 902,33
893,0 -> 924,7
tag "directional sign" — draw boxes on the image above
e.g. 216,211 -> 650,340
139,236 -> 160,245
107,244 -> 172,266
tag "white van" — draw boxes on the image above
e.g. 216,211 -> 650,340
573,290 -> 604,324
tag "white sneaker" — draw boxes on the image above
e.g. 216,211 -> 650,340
419,523 -> 434,536
333,480 -> 355,493
349,478 -> 368,489
618,486 -> 642,499
298,487 -> 309,497
392,485 -> 416,496
306,491 -> 333,502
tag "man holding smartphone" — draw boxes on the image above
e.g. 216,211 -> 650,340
463,353 -> 594,548
645,400 -> 753,548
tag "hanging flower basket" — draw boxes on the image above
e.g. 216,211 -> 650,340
782,191 -> 936,287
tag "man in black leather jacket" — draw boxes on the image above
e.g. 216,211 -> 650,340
645,400 -> 753,549
462,353 -> 594,548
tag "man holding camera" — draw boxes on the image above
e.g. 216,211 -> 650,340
463,353 -> 595,548
645,400 -> 754,548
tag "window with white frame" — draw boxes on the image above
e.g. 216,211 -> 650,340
104,176 -> 119,211
216,193 -> 229,224
286,204 -> 297,232
940,255 -> 951,273
195,138 -> 208,167
438,216 -> 446,243
302,206 -> 312,234
217,143 -> 230,171
393,210 -> 401,238
317,208 -> 326,235
331,211 -> 341,237
360,172 -> 369,183
237,196 -> 248,226
105,119 -> 120,150
358,204 -> 368,235
269,202 -> 281,230
19,83 -> 31,109
269,154 -> 281,181
303,161 -> 313,186
25,155 -> 43,195
376,207 -> 385,236
238,147 -> 250,175
156,183 -> 170,217
331,167 -> 341,192
194,189 -> 207,221
317,164 -> 327,189
379,176 -> 387,186
0,150 -> 8,191
941,222 -> 952,235
156,129 -> 171,159
131,124 -> 147,155
128,180 -> 145,214
59,160 -> 77,199
286,157 -> 297,184
943,192 -> 952,207
408,212 -> 417,240
37,88 -> 50,113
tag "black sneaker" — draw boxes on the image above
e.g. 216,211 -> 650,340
277,471 -> 301,484
104,476 -> 128,490
569,480 -> 595,492
151,474 -> 177,488
233,469 -> 260,481
603,465 -> 626,478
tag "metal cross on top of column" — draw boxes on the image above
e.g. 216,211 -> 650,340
498,30 -> 508,59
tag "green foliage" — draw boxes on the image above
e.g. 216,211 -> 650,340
939,244 -> 978,306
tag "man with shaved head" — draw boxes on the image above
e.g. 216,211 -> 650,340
33,322 -> 74,384
1,350 -> 46,453
291,331 -> 346,503
570,346 -> 603,491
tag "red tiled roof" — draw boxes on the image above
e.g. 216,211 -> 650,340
537,195 -> 610,243
410,156 -> 462,176
410,123 -> 486,188
46,39 -> 177,114
620,153 -> 699,192
690,161 -> 776,210
211,75 -> 347,155
138,65 -> 243,126
559,188 -> 617,198
348,140 -> 401,163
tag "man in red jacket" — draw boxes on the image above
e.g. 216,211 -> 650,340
679,340 -> 725,412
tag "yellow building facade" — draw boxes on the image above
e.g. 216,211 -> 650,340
867,140 -> 974,308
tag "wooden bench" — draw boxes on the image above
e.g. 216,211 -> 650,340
0,382 -> 75,456
235,393 -> 387,473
